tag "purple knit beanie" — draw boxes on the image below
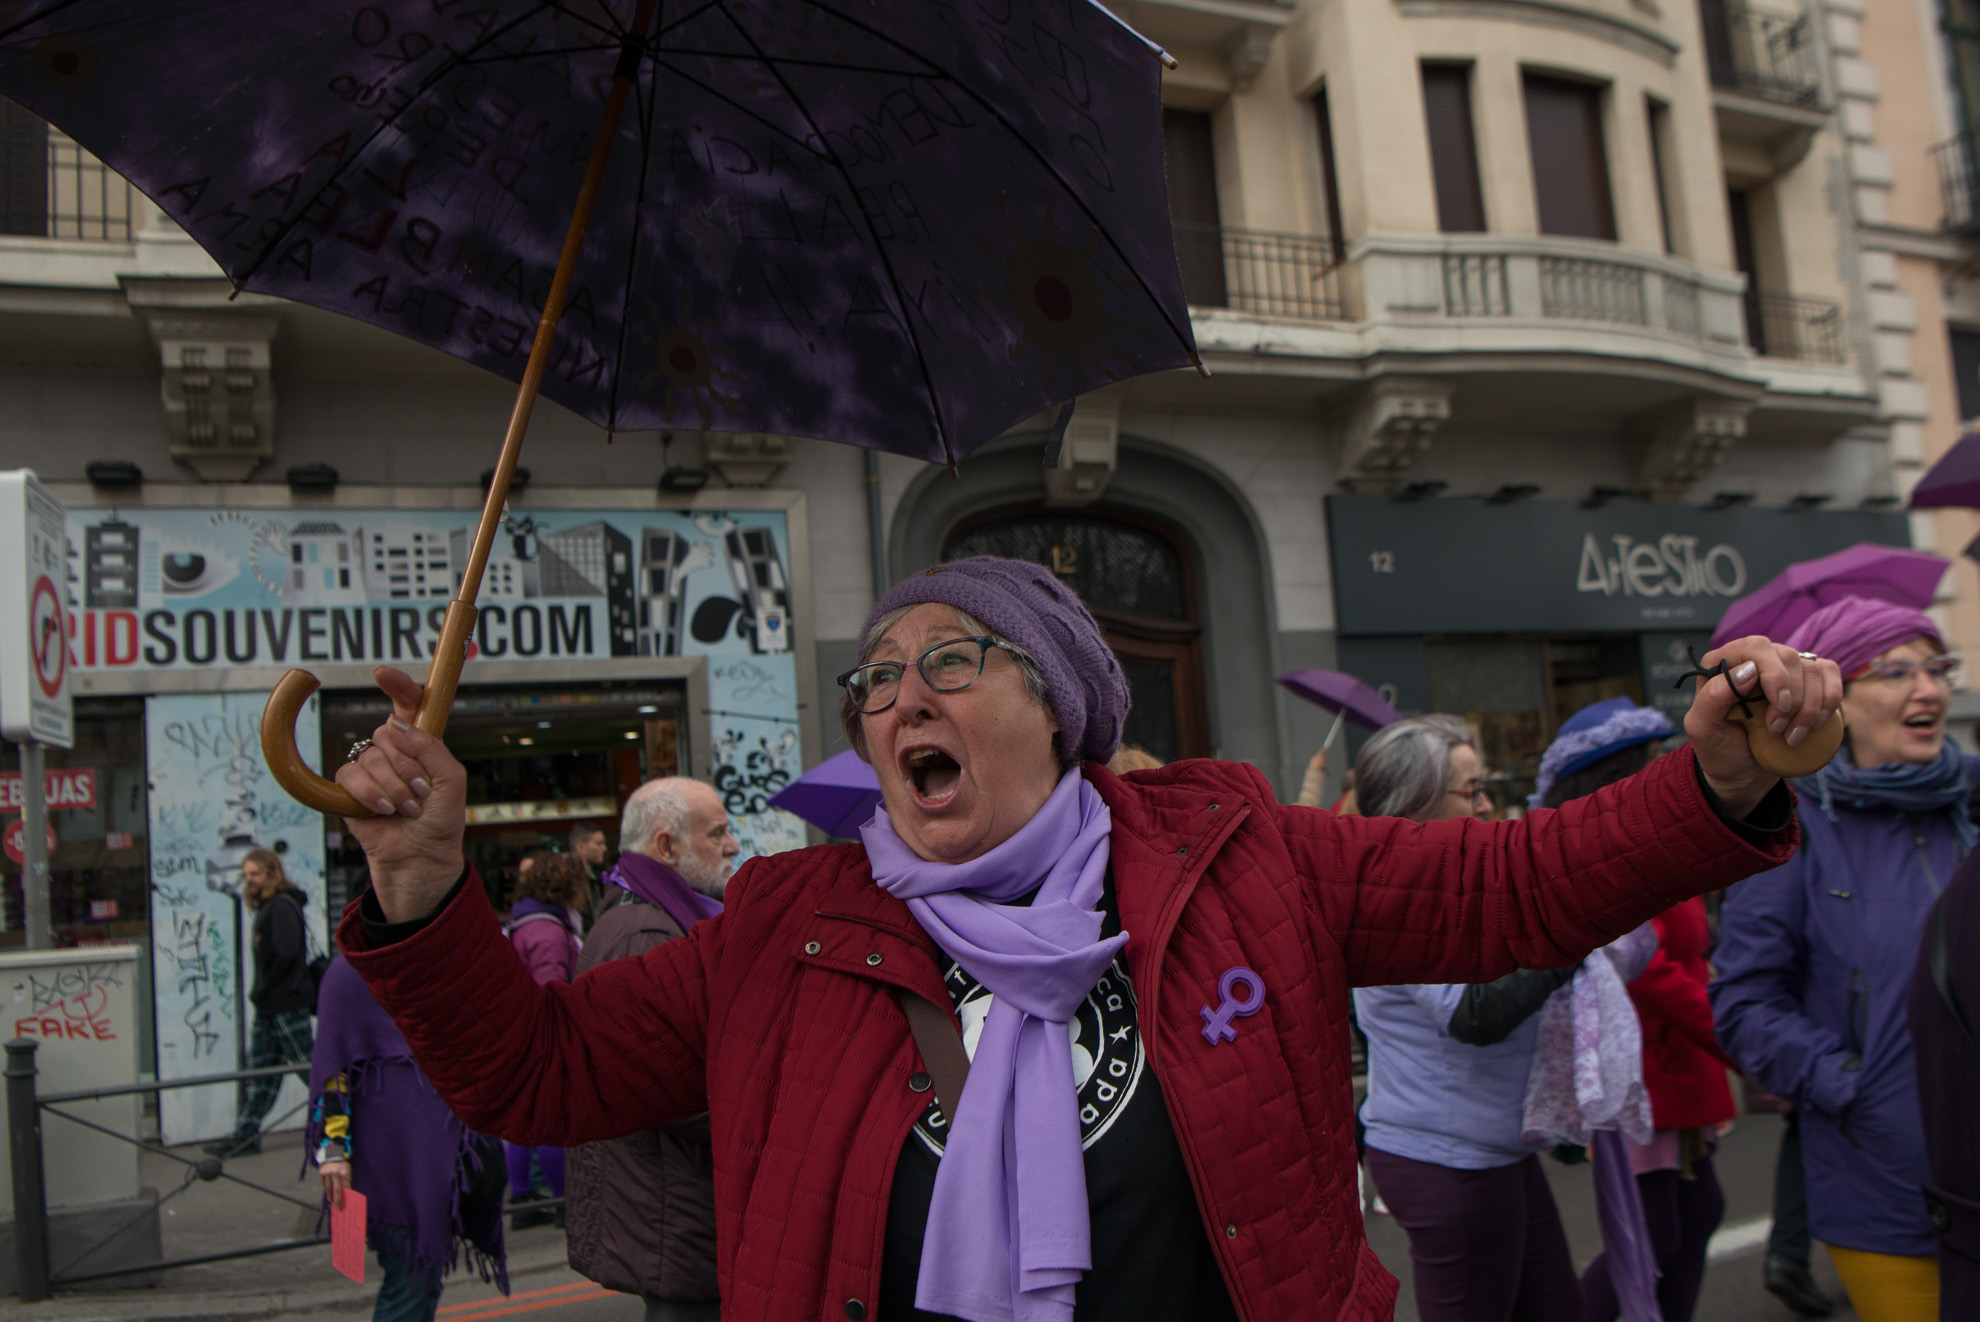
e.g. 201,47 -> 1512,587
1784,595 -> 1942,678
860,557 -> 1131,764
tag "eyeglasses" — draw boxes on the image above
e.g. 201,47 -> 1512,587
1859,656 -> 1961,685
837,636 -> 1013,714
1445,780 -> 1490,803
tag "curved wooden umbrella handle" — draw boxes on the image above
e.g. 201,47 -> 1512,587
263,602 -> 479,818
262,668 -> 370,817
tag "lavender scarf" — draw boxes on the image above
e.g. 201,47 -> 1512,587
861,769 -> 1125,1322
605,851 -> 723,934
306,956 -> 506,1293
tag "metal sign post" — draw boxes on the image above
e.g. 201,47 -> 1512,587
1,471 -> 74,951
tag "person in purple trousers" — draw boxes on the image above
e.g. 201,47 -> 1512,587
1911,842 -> 1980,1320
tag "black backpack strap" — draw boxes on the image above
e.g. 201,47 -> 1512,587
1930,887 -> 1980,1059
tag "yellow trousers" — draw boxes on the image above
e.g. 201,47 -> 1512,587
1824,1244 -> 1939,1322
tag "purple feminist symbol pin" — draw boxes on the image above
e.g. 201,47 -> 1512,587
1199,967 -> 1266,1045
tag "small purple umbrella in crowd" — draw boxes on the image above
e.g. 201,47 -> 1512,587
1910,427 -> 1980,509
1275,669 -> 1403,751
769,749 -> 882,840
1709,542 -> 1948,648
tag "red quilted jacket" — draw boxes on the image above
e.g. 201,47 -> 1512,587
342,749 -> 1793,1321
1629,897 -> 1740,1131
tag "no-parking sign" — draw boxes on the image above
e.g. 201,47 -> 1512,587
0,471 -> 72,748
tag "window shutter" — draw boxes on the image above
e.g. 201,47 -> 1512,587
1523,74 -> 1616,240
1314,88 -> 1347,262
1162,109 -> 1227,307
1421,65 -> 1486,233
0,97 -> 47,237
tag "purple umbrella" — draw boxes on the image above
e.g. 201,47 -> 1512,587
1,1 -> 1202,818
1911,428 -> 1980,508
769,749 -> 882,840
1276,669 -> 1403,751
1709,542 -> 1948,647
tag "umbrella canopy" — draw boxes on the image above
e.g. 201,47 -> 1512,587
769,748 -> 881,839
1276,670 -> 1401,731
0,0 -> 1197,466
1709,542 -> 1949,647
1910,428 -> 1980,508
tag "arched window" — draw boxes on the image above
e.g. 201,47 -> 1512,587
945,508 -> 1210,764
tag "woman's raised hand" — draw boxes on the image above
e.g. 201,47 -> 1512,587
335,666 -> 468,923
1684,637 -> 1843,819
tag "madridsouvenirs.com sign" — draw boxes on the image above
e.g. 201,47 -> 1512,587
1326,495 -> 1913,637
59,505 -> 793,671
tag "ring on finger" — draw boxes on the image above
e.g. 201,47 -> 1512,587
1796,651 -> 1819,661
346,739 -> 372,763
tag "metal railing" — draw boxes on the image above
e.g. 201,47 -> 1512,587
1171,221 -> 1345,321
1744,291 -> 1844,363
1539,256 -> 1647,326
1935,133 -> 1980,231
1700,0 -> 1822,107
5,1037 -> 561,1301
47,129 -> 137,241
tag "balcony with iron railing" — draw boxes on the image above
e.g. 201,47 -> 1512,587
1699,0 -> 1822,108
0,126 -> 142,243
1171,221 -> 1346,322
1935,132 -> 1980,231
1742,291 -> 1845,363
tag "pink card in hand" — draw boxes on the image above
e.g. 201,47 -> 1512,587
332,1188 -> 367,1284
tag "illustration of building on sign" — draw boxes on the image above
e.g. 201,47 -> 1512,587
283,523 -> 366,606
638,529 -> 695,656
725,527 -> 791,653
540,522 -> 637,654
450,528 -> 539,600
84,519 -> 139,608
359,525 -> 452,600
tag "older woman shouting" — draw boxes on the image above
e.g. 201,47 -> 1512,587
334,557 -> 1837,1322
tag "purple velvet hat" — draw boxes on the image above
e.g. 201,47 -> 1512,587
861,557 -> 1131,764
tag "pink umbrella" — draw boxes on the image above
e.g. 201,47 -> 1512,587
1709,542 -> 1948,647
1276,669 -> 1403,751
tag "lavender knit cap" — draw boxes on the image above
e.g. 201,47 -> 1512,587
1784,595 -> 1942,678
861,556 -> 1131,764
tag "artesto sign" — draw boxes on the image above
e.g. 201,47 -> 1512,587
1327,496 -> 1912,636
0,470 -> 73,747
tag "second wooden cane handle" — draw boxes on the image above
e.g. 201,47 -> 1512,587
1728,704 -> 1846,779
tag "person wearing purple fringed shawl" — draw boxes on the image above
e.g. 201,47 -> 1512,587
311,952 -> 506,1322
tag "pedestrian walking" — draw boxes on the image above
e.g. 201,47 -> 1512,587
333,555 -> 1835,1322
205,847 -> 314,1158
1714,596 -> 1977,1322
570,822 -> 610,921
503,852 -> 588,1230
1547,699 -> 1737,1322
1354,715 -> 1597,1322
565,777 -> 738,1322
310,952 -> 507,1322
1910,844 -> 1980,1319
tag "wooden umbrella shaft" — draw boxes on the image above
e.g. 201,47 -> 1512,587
415,3 -> 657,737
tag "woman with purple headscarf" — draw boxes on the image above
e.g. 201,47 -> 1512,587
1713,596 -> 1977,1322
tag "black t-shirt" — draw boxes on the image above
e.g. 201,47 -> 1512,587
877,876 -> 1239,1322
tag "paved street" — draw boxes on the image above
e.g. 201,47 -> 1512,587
18,1110 -> 1864,1320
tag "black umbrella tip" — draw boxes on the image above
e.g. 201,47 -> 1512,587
1190,351 -> 1211,379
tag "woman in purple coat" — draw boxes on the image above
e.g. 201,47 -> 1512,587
503,854 -> 588,1228
1713,597 -> 1977,1322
